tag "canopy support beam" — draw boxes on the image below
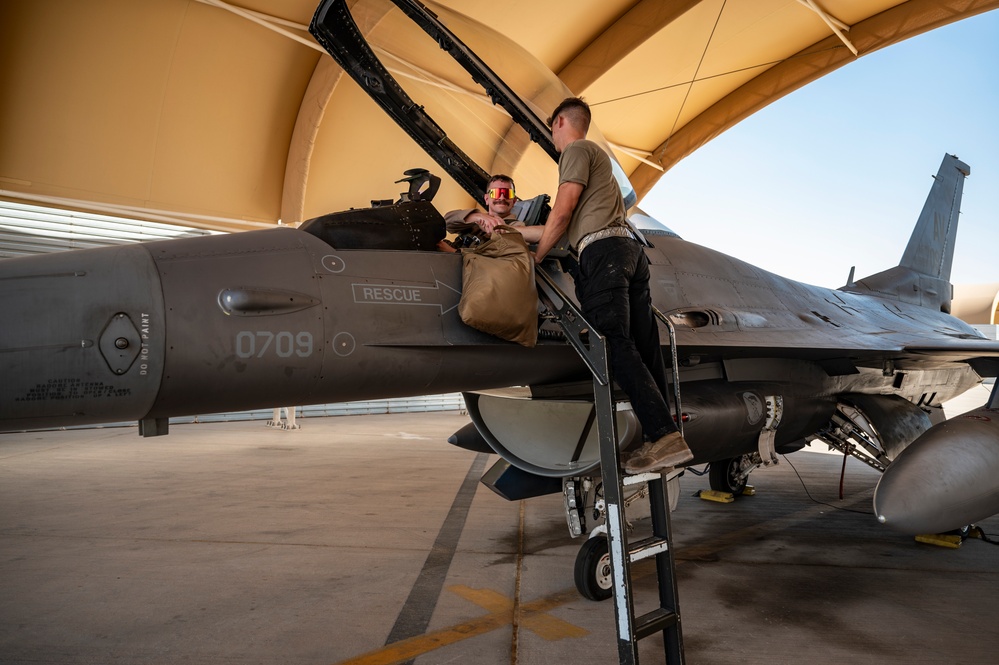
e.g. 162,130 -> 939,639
796,0 -> 858,56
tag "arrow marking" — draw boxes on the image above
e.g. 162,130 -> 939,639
351,280 -> 460,315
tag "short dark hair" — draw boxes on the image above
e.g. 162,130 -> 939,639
486,173 -> 515,191
547,97 -> 591,131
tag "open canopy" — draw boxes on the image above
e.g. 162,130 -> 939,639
2,0 -> 996,233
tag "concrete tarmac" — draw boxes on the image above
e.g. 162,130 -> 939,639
2,411 -> 998,664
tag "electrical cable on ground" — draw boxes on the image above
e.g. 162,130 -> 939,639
782,454 -> 873,515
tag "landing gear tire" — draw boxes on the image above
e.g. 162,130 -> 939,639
709,456 -> 748,494
574,536 -> 612,601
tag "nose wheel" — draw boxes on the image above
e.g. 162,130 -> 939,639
574,536 -> 613,601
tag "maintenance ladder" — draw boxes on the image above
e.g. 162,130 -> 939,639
535,264 -> 685,665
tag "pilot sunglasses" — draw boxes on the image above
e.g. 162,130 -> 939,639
486,187 -> 516,200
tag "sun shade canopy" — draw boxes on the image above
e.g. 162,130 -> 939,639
1,0 -> 996,233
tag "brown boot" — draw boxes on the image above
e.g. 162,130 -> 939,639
624,431 -> 693,474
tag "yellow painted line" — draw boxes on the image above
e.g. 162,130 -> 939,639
451,585 -> 588,641
332,587 -> 584,665
334,490 -> 874,665
450,585 -> 513,613
520,606 -> 590,641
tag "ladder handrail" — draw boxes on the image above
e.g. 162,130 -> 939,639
534,264 -> 609,385
652,306 -> 684,438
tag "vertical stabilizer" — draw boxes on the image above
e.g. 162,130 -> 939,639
899,154 -> 970,281
844,154 -> 970,313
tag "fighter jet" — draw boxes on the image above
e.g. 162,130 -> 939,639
2,0 -> 999,570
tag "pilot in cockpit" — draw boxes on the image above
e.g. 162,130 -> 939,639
443,174 -> 526,246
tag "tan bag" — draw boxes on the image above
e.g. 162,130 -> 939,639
458,225 -> 538,347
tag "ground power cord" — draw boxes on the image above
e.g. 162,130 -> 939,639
779,455 -> 999,545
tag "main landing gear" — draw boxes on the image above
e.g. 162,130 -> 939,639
708,454 -> 756,494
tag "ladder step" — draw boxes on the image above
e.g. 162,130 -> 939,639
622,471 -> 661,487
628,535 -> 669,563
622,467 -> 684,487
634,607 -> 679,641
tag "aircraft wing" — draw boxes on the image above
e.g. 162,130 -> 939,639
902,343 -> 999,375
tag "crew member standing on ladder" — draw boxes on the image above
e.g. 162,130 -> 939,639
484,97 -> 692,473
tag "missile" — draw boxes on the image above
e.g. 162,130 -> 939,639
873,405 -> 999,534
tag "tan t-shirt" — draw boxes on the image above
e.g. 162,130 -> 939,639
558,139 -> 627,250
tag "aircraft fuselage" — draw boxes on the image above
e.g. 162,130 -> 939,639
0,219 -> 982,436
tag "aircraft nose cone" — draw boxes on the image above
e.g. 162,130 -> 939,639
874,411 -> 999,534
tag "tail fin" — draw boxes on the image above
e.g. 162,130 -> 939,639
900,153 -> 970,281
844,154 -> 970,313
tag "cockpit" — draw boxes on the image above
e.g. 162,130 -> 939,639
298,166 -> 554,252
302,0 -> 678,253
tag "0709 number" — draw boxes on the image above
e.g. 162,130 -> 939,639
235,331 -> 314,358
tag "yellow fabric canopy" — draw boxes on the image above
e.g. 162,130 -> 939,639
2,0 -> 997,232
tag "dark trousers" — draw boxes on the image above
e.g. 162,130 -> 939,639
575,236 -> 678,441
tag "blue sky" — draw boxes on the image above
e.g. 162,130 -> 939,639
641,9 -> 999,290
